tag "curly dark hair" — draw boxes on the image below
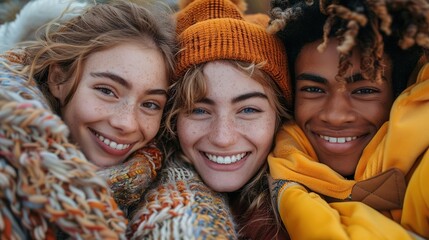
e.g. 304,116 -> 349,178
268,0 -> 428,99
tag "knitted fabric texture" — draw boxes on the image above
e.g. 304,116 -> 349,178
0,51 -> 128,239
127,159 -> 237,239
97,143 -> 162,209
175,0 -> 292,106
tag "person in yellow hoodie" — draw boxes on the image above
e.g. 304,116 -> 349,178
266,0 -> 429,239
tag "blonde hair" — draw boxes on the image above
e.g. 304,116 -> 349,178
162,60 -> 290,238
162,60 -> 290,158
21,0 -> 176,115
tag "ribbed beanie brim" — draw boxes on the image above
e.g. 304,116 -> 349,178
175,0 -> 292,106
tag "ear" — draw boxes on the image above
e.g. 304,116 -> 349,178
48,64 -> 66,99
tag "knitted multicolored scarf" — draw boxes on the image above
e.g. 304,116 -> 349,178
0,51 -> 133,239
127,159 -> 237,239
97,143 -> 162,210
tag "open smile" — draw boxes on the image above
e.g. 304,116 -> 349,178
204,152 -> 249,164
318,134 -> 359,143
91,129 -> 131,151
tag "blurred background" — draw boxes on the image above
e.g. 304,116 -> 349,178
163,0 -> 271,13
0,0 -> 272,24
0,0 -> 271,52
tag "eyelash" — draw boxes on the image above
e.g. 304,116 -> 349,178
240,107 -> 261,114
301,86 -> 324,93
191,108 -> 207,115
95,86 -> 117,97
95,86 -> 163,111
190,107 -> 261,115
300,86 -> 380,95
353,88 -> 379,94
142,102 -> 161,110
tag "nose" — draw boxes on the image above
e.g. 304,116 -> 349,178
109,103 -> 139,133
208,115 -> 238,147
319,92 -> 357,126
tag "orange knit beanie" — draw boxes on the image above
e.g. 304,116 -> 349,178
175,0 -> 292,106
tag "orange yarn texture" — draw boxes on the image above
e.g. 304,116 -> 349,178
175,0 -> 292,105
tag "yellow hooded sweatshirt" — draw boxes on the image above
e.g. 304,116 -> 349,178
268,63 -> 429,239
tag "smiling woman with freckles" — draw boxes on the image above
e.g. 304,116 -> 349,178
0,0 -> 176,238
20,0 -> 176,211
175,60 -> 282,194
52,40 -> 169,168
127,0 -> 293,239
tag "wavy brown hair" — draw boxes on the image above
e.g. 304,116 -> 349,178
21,0 -> 176,116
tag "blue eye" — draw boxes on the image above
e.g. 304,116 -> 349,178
192,108 -> 207,115
240,107 -> 260,114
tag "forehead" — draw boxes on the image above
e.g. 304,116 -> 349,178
202,61 -> 266,95
296,40 -> 359,71
296,39 -> 392,84
87,42 -> 164,68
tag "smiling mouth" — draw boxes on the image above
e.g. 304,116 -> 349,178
318,134 -> 359,143
92,131 -> 131,150
204,152 -> 249,164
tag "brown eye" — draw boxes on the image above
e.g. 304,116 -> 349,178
301,86 -> 323,93
142,102 -> 161,110
353,88 -> 379,94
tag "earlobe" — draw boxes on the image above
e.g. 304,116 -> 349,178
48,64 -> 64,98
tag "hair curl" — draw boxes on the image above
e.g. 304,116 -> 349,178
268,0 -> 428,97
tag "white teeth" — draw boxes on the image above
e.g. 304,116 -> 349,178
205,153 -> 247,164
95,133 -> 130,150
319,135 -> 357,143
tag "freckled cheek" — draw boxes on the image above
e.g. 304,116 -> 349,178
177,118 -> 207,143
139,116 -> 163,140
238,117 -> 277,140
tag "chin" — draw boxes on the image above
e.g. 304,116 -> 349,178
208,183 -> 240,193
336,167 -> 357,178
91,157 -> 122,168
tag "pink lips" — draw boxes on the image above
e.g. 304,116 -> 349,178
91,129 -> 134,156
201,151 -> 249,171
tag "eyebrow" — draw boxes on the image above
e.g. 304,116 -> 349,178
91,72 -> 167,96
198,92 -> 268,105
91,72 -> 130,89
147,89 -> 168,97
296,73 -> 327,83
296,73 -> 365,83
232,92 -> 268,104
345,73 -> 364,83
